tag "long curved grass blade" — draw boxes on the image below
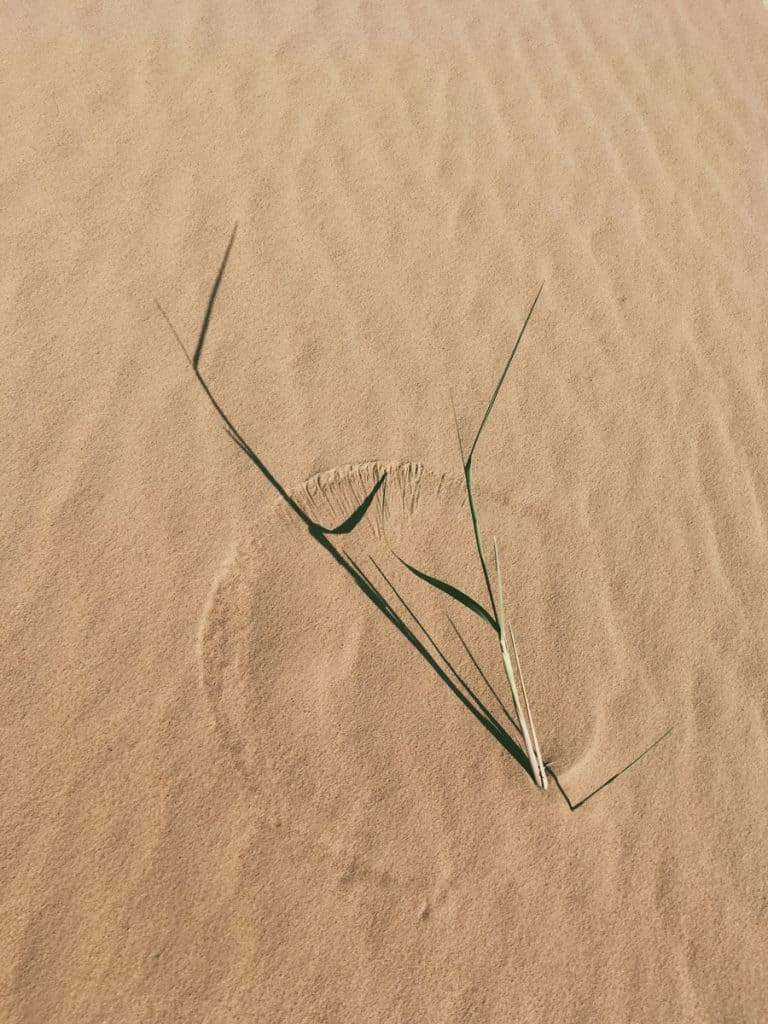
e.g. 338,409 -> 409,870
450,391 -> 500,621
465,283 -> 543,469
391,552 -> 496,630
465,460 -> 498,625
369,557 -> 506,736
193,223 -> 238,371
311,471 -> 388,536
380,474 -> 496,630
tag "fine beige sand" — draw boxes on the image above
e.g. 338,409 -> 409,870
3,2 -> 768,1021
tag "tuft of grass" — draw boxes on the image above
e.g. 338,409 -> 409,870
384,288 -> 671,795
166,226 -> 673,805
385,287 -> 548,788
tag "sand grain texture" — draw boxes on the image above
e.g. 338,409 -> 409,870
2,1 -> 768,1021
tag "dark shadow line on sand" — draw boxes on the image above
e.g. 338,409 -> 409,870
545,727 -> 674,810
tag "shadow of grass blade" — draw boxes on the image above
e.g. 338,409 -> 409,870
193,223 -> 238,371
576,727 -> 675,807
465,283 -> 543,470
311,471 -> 388,536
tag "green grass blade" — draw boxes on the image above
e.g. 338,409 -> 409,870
380,473 -> 495,630
312,471 -> 388,536
390,552 -> 497,630
465,283 -> 543,470
465,462 -> 499,626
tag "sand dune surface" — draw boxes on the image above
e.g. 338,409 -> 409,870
3,1 -> 768,1021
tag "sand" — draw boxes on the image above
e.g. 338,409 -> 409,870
3,1 -> 768,1021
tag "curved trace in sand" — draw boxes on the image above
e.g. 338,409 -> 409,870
200,461 -> 457,776
199,460 -> 479,879
199,456 -> 673,822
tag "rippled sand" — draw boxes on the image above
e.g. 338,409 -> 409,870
3,2 -> 767,1021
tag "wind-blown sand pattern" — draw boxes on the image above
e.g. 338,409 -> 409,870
3,1 -> 768,1021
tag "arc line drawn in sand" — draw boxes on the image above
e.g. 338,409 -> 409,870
156,225 -> 672,810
